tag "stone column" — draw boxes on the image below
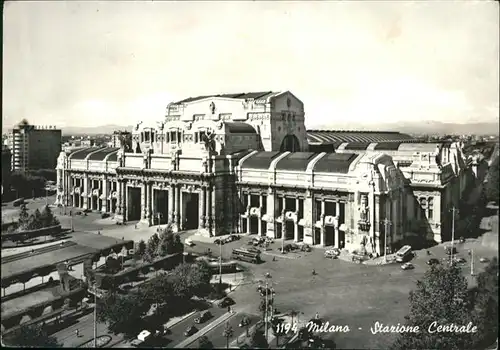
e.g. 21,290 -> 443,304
141,182 -> 147,220
206,187 -> 212,234
200,186 -> 207,229
303,193 -> 313,245
266,187 -> 275,238
83,174 -> 89,210
294,197 -> 299,242
122,181 -> 127,222
334,201 -> 340,248
212,186 -> 217,235
257,195 -> 263,236
320,200 -> 326,246
175,185 -> 181,229
168,184 -> 174,224
102,177 -> 108,213
150,185 -> 155,225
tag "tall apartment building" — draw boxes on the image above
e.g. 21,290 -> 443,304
2,146 -> 12,194
8,123 -> 62,172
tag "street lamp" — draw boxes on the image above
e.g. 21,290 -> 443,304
470,249 -> 474,276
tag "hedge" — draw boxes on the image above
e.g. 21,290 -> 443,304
1,225 -> 62,242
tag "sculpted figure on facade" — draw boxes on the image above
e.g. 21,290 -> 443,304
359,194 -> 369,222
117,149 -> 125,167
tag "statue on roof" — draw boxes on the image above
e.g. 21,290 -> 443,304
202,129 -> 216,154
135,121 -> 143,131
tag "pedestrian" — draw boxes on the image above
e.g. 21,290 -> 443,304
273,256 -> 276,262
227,306 -> 231,313
75,329 -> 80,337
135,224 -> 137,229
315,312 -> 320,320
312,269 -> 316,275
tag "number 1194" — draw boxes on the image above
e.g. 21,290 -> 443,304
276,323 -> 298,334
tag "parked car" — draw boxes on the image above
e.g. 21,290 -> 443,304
218,297 -> 234,308
427,258 -> 440,266
214,239 -> 224,245
101,213 -> 110,219
452,257 -> 466,264
184,325 -> 198,337
194,310 -> 212,324
324,250 -> 338,259
401,262 -> 414,270
301,244 -> 311,252
184,239 -> 195,247
246,247 -> 261,254
480,257 -> 490,263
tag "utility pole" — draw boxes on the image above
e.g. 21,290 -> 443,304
45,188 -> 48,207
382,218 -> 392,263
450,207 -> 458,264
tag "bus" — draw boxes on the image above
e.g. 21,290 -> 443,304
395,245 -> 413,263
231,248 -> 261,264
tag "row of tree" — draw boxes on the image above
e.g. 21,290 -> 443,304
96,260 -> 213,336
485,156 -> 499,204
10,170 -> 55,198
392,258 -> 499,350
15,204 -> 60,232
135,225 -> 184,262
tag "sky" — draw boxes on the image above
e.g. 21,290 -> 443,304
2,1 -> 499,130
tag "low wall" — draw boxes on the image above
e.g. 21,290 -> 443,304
1,225 -> 62,242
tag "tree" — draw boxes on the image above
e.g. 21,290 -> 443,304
250,329 -> 268,349
156,229 -> 175,257
169,261 -> 213,299
391,264 -> 475,350
198,335 -> 212,349
97,292 -> 150,335
3,323 -> 61,348
144,234 -> 160,262
140,273 -> 172,308
40,205 -> 59,227
222,322 -> 234,349
137,239 -> 147,257
485,156 -> 499,204
471,257 -> 499,349
18,204 -> 30,226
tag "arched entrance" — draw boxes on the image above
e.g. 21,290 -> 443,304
127,187 -> 141,221
280,134 -> 300,152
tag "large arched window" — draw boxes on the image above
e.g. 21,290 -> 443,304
280,134 -> 300,152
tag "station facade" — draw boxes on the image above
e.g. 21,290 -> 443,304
56,91 -> 474,255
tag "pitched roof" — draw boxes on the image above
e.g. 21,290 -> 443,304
313,153 -> 359,174
307,130 -> 415,145
173,91 -> 277,104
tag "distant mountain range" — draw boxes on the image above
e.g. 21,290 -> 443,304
59,121 -> 499,136
61,124 -> 135,135
310,121 -> 499,136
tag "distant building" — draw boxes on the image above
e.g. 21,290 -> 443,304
8,122 -> 62,172
2,146 -> 12,194
112,130 -> 132,149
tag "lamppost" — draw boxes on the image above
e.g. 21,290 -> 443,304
450,206 -> 459,264
93,284 -> 97,348
382,218 -> 392,263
